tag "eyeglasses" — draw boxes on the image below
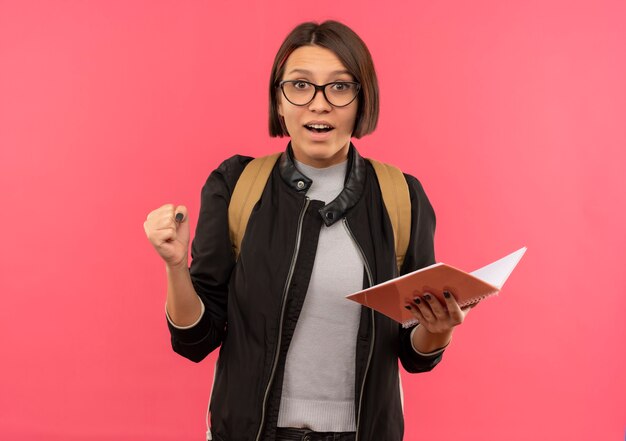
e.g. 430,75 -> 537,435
278,80 -> 361,107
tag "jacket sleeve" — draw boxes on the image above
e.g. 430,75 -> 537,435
167,155 -> 252,362
397,173 -> 446,373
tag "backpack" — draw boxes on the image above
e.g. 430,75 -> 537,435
228,153 -> 411,274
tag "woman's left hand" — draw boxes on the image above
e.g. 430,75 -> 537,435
406,290 -> 476,335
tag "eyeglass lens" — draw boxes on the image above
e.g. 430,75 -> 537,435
281,81 -> 358,107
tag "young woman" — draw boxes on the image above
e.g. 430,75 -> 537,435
144,20 -> 473,441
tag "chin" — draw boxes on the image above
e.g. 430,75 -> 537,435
304,145 -> 341,159
290,134 -> 351,165
306,138 -> 348,152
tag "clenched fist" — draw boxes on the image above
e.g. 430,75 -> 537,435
143,204 -> 190,268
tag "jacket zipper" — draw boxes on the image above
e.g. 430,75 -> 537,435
254,197 -> 310,441
342,218 -> 375,441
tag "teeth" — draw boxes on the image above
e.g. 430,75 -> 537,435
306,124 -> 332,129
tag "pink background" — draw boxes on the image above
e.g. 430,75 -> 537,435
1,0 -> 625,440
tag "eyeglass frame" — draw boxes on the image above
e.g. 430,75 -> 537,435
277,80 -> 361,108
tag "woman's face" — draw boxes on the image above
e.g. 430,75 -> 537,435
277,45 -> 358,168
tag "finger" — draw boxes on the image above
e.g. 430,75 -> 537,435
410,294 -> 436,322
144,218 -> 173,239
146,203 -> 183,221
146,204 -> 175,220
404,302 -> 425,324
422,292 -> 448,320
149,214 -> 178,231
443,290 -> 465,323
148,227 -> 177,245
174,205 -> 190,247
147,205 -> 187,229
174,205 -> 188,224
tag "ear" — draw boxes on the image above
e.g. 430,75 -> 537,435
277,96 -> 284,117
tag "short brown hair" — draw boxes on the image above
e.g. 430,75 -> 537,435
269,21 -> 379,139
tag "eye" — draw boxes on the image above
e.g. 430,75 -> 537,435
331,82 -> 352,92
293,81 -> 311,90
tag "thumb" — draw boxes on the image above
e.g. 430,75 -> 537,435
174,205 -> 188,224
174,205 -> 190,246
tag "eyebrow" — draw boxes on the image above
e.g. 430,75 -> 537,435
286,68 -> 352,77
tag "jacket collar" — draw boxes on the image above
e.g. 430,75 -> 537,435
279,141 -> 367,226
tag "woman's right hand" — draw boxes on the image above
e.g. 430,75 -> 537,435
143,204 -> 190,268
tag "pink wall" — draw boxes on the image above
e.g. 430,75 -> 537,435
1,1 -> 624,440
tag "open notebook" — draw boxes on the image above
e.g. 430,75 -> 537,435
346,247 -> 527,327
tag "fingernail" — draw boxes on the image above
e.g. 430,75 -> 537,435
404,305 -> 412,310
413,297 -> 421,304
175,213 -> 184,223
443,291 -> 450,299
423,294 -> 431,301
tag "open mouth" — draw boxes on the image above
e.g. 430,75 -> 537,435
304,123 -> 334,133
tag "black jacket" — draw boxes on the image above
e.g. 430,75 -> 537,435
167,143 -> 444,441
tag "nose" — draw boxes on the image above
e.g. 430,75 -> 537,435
308,87 -> 332,112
